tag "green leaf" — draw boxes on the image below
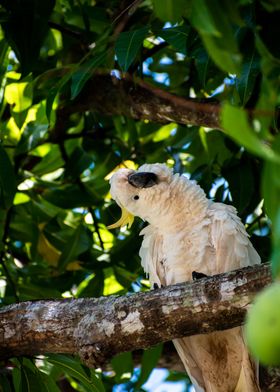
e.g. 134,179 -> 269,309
222,157 -> 255,214
153,0 -> 187,23
201,35 -> 241,74
157,26 -> 189,55
190,0 -> 241,74
42,184 -> 96,209
0,374 -> 12,392
271,208 -> 280,278
47,354 -> 105,392
76,270 -> 105,298
236,49 -> 260,106
193,47 -> 211,88
115,27 -> 149,71
0,145 -> 17,209
111,352 -> 134,383
190,0 -> 220,36
262,136 -> 280,224
58,224 -> 92,270
71,52 -> 108,99
64,146 -> 93,179
19,365 -> 39,392
16,123 -> 48,155
46,70 -> 74,122
221,103 -> 280,163
32,145 -> 64,176
5,80 -> 33,113
1,0 -> 56,76
13,359 -> 60,392
135,344 -> 163,388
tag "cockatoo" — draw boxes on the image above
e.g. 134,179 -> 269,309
109,163 -> 261,392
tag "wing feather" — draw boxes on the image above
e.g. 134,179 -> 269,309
208,203 -> 261,274
139,226 -> 164,287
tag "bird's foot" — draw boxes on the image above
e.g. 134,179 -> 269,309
192,271 -> 208,280
153,283 -> 162,290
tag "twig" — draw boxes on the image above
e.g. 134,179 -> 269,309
48,21 -> 85,42
88,207 -> 104,250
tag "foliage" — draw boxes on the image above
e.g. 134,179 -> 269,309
0,0 -> 279,390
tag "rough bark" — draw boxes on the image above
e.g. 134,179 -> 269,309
0,263 -> 271,368
52,73 -> 221,140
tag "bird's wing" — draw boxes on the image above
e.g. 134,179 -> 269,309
174,203 -> 261,392
208,203 -> 261,274
139,225 -> 164,287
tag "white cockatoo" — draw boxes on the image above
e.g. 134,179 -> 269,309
109,163 -> 261,392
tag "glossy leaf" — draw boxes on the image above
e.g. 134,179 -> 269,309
47,354 -> 105,392
153,0 -> 187,23
135,344 -> 163,387
201,35 -> 241,74
221,103 -> 280,163
236,48 -> 260,106
111,352 -> 134,383
46,70 -> 74,122
157,26 -> 189,55
58,224 -> 92,270
71,51 -> 108,99
16,123 -> 48,155
115,27 -> 149,71
190,0 -> 219,36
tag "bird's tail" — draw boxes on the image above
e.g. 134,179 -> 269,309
173,326 -> 260,392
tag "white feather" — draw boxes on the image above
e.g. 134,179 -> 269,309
109,163 -> 261,392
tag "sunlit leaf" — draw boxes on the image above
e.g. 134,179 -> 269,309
5,81 -> 33,113
221,103 -> 280,163
14,192 -> 30,205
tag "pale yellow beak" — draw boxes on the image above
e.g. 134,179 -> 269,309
107,206 -> 134,229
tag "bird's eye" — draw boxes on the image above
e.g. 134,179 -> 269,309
133,195 -> 139,200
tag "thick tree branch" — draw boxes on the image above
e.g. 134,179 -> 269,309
52,73 -> 221,139
0,263 -> 271,368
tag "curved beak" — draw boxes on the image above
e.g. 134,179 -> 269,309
128,172 -> 158,188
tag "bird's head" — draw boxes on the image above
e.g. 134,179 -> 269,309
108,163 -> 174,229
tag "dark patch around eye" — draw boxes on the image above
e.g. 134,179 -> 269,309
134,195 -> 139,200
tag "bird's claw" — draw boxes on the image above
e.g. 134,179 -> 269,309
192,271 -> 208,280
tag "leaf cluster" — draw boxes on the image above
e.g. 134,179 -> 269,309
0,0 -> 279,390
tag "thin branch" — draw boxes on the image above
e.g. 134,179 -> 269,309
88,207 -> 104,251
48,21 -> 85,42
112,0 -> 142,38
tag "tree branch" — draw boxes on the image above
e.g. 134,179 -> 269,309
53,73 -> 221,138
0,263 -> 271,368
